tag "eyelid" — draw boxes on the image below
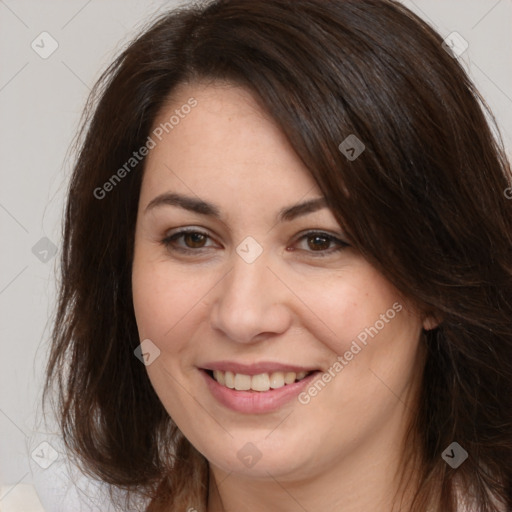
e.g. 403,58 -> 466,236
165,226 -> 211,236
294,228 -> 348,242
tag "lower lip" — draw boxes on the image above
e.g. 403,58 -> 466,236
201,369 -> 321,414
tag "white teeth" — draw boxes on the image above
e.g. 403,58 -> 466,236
224,371 -> 235,389
213,370 -> 225,386
252,373 -> 270,391
210,369 -> 311,391
284,372 -> 296,385
269,372 -> 284,389
234,373 -> 251,391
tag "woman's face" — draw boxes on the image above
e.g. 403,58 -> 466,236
132,81 -> 427,483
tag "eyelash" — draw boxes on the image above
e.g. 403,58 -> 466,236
160,228 -> 350,257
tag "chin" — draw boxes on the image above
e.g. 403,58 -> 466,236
206,443 -> 313,480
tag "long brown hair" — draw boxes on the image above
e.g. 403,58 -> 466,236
43,0 -> 512,510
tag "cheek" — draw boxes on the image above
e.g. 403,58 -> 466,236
295,264 -> 405,357
300,271 -> 422,418
131,254 -> 209,419
132,254 -> 208,342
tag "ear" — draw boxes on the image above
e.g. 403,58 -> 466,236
422,312 -> 441,331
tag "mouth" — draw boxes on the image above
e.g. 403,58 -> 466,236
202,368 -> 318,392
200,367 -> 322,413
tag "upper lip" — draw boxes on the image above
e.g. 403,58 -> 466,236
200,361 -> 319,376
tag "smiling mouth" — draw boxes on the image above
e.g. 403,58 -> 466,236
203,369 -> 317,392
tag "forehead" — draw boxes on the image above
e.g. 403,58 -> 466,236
140,81 -> 320,206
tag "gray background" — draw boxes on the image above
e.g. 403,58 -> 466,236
1,0 -> 511,509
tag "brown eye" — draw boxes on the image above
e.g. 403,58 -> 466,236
292,231 -> 350,256
306,234 -> 332,251
161,229 -> 214,252
183,232 -> 208,248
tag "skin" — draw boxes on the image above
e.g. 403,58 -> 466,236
131,81 -> 434,512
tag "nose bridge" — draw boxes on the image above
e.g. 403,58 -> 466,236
210,247 -> 291,343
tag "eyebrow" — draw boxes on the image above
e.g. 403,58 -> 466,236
144,192 -> 327,222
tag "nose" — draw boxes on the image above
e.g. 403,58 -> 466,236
209,251 -> 293,344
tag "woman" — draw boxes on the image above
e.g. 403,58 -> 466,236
43,0 -> 512,510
